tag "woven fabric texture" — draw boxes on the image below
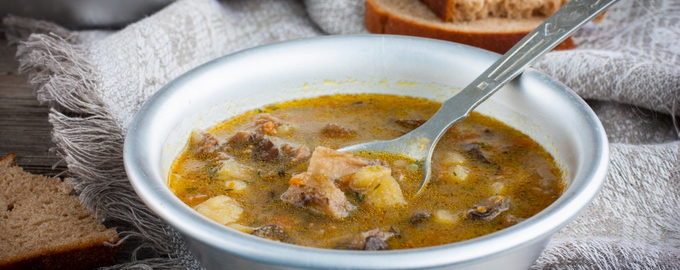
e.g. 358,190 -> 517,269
4,0 -> 679,268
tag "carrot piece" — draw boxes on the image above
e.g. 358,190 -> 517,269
288,175 -> 305,185
261,122 -> 277,135
273,214 -> 294,227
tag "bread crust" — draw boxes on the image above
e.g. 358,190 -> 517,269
419,0 -> 453,21
0,242 -> 118,270
365,0 -> 575,54
0,153 -> 17,167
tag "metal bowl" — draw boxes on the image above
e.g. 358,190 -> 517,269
124,35 -> 608,269
0,0 -> 175,29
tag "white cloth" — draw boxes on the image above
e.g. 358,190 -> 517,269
4,0 -> 679,268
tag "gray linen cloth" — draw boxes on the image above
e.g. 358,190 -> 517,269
3,0 -> 679,268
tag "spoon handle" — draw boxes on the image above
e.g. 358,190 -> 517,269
412,0 -> 618,145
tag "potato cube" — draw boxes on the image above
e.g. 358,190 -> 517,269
491,181 -> 505,195
434,209 -> 460,224
350,165 -> 391,191
442,151 -> 466,165
442,165 -> 469,183
216,159 -> 252,180
393,159 -> 409,168
224,180 -> 248,192
351,166 -> 406,207
364,175 -> 407,207
276,123 -> 294,136
194,195 -> 243,225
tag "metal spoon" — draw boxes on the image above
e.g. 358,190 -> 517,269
339,0 -> 618,194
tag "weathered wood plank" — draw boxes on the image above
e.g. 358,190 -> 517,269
0,35 -> 66,176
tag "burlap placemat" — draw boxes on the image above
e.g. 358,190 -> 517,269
4,0 -> 679,268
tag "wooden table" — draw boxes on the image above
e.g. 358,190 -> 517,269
0,34 -> 65,176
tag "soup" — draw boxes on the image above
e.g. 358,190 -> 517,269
169,94 -> 563,250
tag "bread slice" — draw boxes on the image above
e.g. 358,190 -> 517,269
0,153 -> 118,270
365,0 -> 575,53
419,0 -> 567,22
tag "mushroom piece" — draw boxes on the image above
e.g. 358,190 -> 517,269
466,195 -> 510,221
364,236 -> 389,250
409,211 -> 431,225
251,225 -> 288,242
343,228 -> 398,250
461,143 -> 497,167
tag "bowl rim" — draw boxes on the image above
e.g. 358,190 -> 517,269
124,34 -> 609,269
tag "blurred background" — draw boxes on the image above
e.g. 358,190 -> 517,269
0,0 -> 175,29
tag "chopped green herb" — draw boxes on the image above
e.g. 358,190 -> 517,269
256,170 -> 262,179
351,191 -> 365,203
185,187 -> 198,193
224,188 -> 234,192
257,109 -> 265,113
278,168 -> 287,178
373,183 -> 381,190
206,165 -> 219,180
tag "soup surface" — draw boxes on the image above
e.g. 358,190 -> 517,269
169,94 -> 563,250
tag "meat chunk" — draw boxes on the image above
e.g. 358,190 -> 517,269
344,228 -> 398,250
253,114 -> 282,135
226,131 -> 310,164
227,131 -> 251,148
251,225 -> 288,242
251,133 -> 279,161
226,131 -> 254,159
321,123 -> 357,138
466,195 -> 510,221
189,131 -> 220,156
251,113 -> 297,136
280,172 -> 356,219
280,143 -> 311,164
395,119 -> 426,129
280,147 -> 402,218
307,146 -> 369,180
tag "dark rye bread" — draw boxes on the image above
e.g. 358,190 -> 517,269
0,154 -> 118,270
365,0 -> 575,53
419,0 -> 567,22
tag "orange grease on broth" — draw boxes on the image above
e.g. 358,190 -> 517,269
168,94 -> 564,249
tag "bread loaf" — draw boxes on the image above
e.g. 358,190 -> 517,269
420,0 -> 567,22
365,0 -> 575,53
0,153 -> 118,270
